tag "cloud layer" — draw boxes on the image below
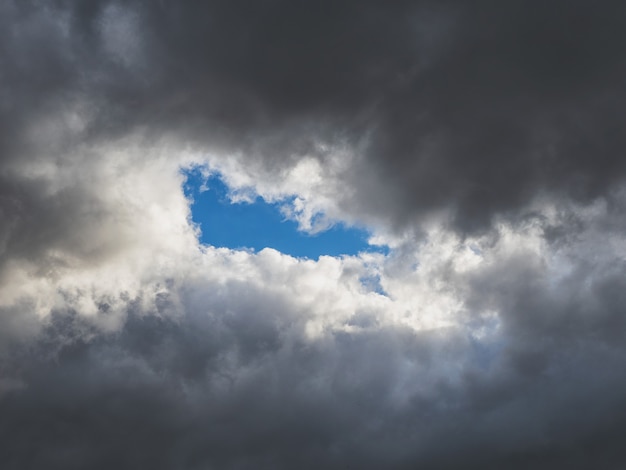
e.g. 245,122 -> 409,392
2,1 -> 626,468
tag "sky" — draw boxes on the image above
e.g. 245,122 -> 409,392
2,1 -> 626,468
184,167 -> 387,258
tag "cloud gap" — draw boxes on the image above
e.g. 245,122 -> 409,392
182,166 -> 389,260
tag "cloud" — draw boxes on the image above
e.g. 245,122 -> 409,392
2,1 -> 626,468
6,1 -> 626,232
3,209 -> 626,468
3,234 -> 626,469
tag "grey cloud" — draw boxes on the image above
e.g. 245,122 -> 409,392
3,237 -> 626,470
85,0 -> 626,232
2,290 -> 626,470
5,1 -> 626,234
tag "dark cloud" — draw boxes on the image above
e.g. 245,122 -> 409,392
2,295 -> 626,470
5,1 -> 626,233
155,0 -> 626,232
3,235 -> 626,468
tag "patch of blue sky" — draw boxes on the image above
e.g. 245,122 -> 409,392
182,167 -> 389,259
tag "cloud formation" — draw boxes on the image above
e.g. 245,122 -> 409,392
2,1 -> 626,468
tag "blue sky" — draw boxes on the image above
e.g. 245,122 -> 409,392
183,168 -> 387,259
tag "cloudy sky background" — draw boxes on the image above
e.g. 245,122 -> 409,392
2,1 -> 626,468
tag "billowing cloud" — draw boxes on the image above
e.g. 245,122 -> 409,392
2,1 -> 626,468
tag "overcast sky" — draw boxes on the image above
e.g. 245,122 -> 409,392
3,1 -> 626,468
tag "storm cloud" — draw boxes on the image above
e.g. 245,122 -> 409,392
2,1 -> 626,468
